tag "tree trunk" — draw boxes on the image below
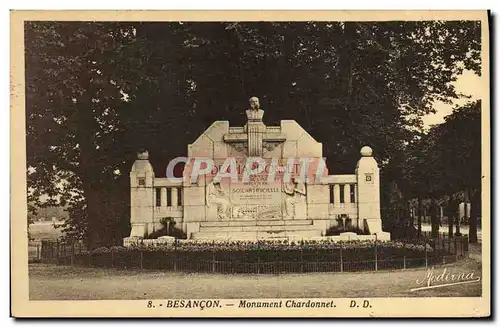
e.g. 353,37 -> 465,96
446,205 -> 454,236
84,186 -> 105,249
448,201 -> 454,238
468,188 -> 479,243
409,201 -> 414,227
338,23 -> 357,109
417,197 -> 422,238
404,200 -> 410,229
430,198 -> 439,239
75,99 -> 107,249
454,201 -> 461,236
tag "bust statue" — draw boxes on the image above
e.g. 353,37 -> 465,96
246,96 -> 264,122
137,150 -> 149,160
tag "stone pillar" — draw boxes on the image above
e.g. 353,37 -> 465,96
161,188 -> 167,207
172,187 -> 178,208
247,122 -> 265,156
356,146 -> 384,236
343,184 -> 350,204
352,184 -> 359,229
129,150 -> 155,238
333,184 -> 340,207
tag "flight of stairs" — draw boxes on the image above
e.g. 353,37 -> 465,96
191,219 -> 322,240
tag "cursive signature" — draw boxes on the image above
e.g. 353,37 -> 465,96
411,267 -> 480,292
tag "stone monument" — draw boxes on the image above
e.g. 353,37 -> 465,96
124,96 -> 390,244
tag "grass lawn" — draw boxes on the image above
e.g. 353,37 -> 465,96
29,257 -> 482,300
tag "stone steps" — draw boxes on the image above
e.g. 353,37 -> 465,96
200,219 -> 313,227
191,229 -> 322,240
192,219 -> 323,240
199,224 -> 317,233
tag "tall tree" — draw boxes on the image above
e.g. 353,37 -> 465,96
433,101 -> 481,242
26,22 -> 139,245
404,100 -> 481,241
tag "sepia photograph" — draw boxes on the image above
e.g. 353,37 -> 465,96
10,10 -> 490,318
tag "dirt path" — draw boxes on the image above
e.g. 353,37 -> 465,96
29,258 -> 482,300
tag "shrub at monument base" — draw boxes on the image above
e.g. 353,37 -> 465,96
144,218 -> 187,240
65,240 -> 448,273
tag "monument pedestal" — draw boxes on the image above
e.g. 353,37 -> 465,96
191,219 -> 322,240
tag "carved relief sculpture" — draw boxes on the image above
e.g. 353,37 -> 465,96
206,180 -> 231,219
283,181 -> 297,218
282,178 -> 307,219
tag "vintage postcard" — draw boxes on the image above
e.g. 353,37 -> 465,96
11,10 -> 490,318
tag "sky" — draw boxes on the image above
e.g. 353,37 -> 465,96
422,70 -> 484,129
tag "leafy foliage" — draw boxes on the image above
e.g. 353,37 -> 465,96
400,101 -> 481,241
92,239 -> 432,253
